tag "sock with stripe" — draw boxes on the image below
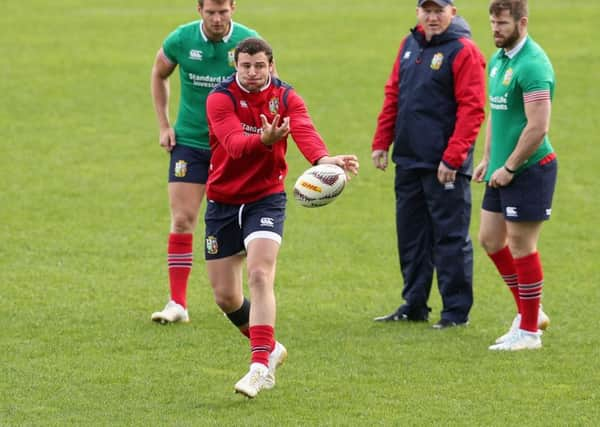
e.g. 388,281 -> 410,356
167,233 -> 193,308
249,325 -> 274,367
514,252 -> 544,333
488,246 -> 520,313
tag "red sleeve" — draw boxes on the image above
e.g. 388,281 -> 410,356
285,90 -> 329,164
443,38 -> 486,169
206,91 -> 268,159
371,39 -> 406,151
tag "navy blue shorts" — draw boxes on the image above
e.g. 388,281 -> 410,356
482,157 -> 557,221
168,144 -> 211,184
204,192 -> 287,260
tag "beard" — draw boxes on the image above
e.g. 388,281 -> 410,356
495,26 -> 521,49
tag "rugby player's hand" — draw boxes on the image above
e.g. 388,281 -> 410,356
260,114 -> 290,146
159,127 -> 176,152
472,160 -> 488,183
318,155 -> 360,180
489,166 -> 514,188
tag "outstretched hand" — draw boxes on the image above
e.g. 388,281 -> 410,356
318,155 -> 360,179
260,114 -> 290,146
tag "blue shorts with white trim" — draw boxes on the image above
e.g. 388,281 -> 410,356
204,192 -> 286,260
482,157 -> 557,222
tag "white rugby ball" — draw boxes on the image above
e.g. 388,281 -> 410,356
293,164 -> 346,208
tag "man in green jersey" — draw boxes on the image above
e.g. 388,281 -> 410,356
473,0 -> 557,351
150,0 -> 263,324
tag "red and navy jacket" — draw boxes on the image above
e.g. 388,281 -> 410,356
206,75 -> 329,204
372,17 -> 486,175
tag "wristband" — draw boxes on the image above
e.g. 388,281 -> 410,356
504,164 -> 517,174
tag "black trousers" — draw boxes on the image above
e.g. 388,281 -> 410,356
394,167 -> 473,323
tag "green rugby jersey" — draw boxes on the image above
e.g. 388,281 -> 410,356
162,20 -> 258,150
485,36 -> 555,180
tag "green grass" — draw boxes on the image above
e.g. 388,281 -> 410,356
2,0 -> 600,425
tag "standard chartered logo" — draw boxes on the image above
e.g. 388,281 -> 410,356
187,73 -> 225,88
489,93 -> 508,110
241,123 -> 263,135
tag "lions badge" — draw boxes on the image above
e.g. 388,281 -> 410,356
430,52 -> 444,70
206,236 -> 219,255
503,68 -> 513,86
174,160 -> 188,178
268,97 -> 279,115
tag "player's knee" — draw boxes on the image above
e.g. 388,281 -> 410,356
171,211 -> 197,233
478,230 -> 503,254
213,291 -> 240,313
247,267 -> 271,290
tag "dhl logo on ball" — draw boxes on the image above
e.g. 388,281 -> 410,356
301,181 -> 322,193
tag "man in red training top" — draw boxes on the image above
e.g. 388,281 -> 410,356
205,37 -> 359,398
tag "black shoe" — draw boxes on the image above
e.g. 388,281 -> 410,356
374,306 -> 429,322
432,319 -> 469,329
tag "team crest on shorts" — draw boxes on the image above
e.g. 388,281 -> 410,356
430,52 -> 444,70
503,68 -> 513,85
206,236 -> 219,255
268,97 -> 279,115
174,160 -> 188,178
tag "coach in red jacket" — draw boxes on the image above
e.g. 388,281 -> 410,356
205,37 -> 358,398
372,0 -> 485,328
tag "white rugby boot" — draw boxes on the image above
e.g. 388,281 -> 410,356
489,329 -> 542,351
264,341 -> 288,390
234,363 -> 269,398
495,305 -> 550,344
495,314 -> 521,344
151,300 -> 190,324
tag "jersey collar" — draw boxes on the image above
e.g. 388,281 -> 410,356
199,20 -> 235,43
504,35 -> 528,59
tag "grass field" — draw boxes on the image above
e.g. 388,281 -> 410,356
2,0 -> 600,425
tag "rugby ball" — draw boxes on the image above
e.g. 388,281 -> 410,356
293,164 -> 346,208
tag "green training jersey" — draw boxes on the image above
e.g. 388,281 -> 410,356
162,20 -> 258,150
485,36 -> 555,180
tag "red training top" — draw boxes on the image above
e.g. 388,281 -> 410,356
206,75 -> 329,204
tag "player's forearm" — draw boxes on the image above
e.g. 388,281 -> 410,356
151,75 -> 171,130
483,118 -> 492,161
505,100 -> 551,169
505,125 -> 547,169
222,131 -> 265,158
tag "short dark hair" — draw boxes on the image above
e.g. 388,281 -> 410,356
234,37 -> 273,63
198,0 -> 234,8
489,0 -> 528,21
